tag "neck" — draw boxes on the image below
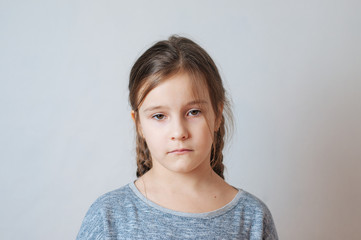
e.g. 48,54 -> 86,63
135,161 -> 237,214
144,162 -> 223,194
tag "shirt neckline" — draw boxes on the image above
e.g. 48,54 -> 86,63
128,180 -> 244,218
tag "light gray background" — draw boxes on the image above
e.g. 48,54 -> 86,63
1,0 -> 360,239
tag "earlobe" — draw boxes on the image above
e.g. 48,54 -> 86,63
131,110 -> 144,138
131,110 -> 136,122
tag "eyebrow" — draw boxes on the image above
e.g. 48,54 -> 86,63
142,100 -> 208,113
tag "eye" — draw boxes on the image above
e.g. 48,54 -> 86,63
152,114 -> 166,120
187,109 -> 201,117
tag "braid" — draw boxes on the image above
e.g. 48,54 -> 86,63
210,115 -> 226,179
135,126 -> 152,177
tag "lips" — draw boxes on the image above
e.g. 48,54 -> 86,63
168,148 -> 193,154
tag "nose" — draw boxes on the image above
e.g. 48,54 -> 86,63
171,118 -> 189,141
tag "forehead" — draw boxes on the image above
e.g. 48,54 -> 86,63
139,72 -> 211,110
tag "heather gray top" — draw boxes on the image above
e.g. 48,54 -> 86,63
77,182 -> 278,240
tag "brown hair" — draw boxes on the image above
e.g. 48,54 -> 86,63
129,35 -> 233,179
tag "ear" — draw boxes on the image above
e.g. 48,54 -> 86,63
131,110 -> 136,122
131,110 -> 144,138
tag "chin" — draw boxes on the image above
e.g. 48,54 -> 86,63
166,162 -> 204,175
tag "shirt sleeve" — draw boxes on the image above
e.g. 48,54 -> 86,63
262,204 -> 278,240
76,197 -> 106,240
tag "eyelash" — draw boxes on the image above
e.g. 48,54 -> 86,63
151,109 -> 201,120
152,114 -> 166,120
187,109 -> 201,116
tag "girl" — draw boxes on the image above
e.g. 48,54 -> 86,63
77,36 -> 278,239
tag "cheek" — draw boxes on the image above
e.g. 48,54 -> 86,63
140,122 -> 165,151
195,123 -> 214,147
138,117 -> 152,137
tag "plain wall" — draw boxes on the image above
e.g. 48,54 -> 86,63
1,0 -> 360,239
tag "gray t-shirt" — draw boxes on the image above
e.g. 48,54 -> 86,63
77,182 -> 278,240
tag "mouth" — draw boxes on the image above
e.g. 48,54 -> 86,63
168,148 -> 193,154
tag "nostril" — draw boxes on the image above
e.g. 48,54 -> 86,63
171,135 -> 188,141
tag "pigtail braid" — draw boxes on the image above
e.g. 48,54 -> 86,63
210,115 -> 226,179
135,130 -> 152,177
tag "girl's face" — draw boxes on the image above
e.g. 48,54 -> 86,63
137,72 -> 217,175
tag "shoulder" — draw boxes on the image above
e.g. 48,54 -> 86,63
238,190 -> 272,214
95,183 -> 134,206
234,189 -> 279,239
84,184 -> 133,215
76,183 -> 135,240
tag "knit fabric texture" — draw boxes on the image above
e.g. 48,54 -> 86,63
77,182 -> 278,240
